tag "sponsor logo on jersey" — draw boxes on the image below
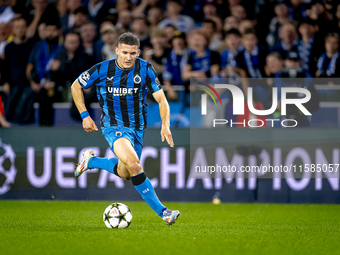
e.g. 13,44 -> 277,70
107,87 -> 139,96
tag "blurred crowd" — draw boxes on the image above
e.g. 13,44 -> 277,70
0,0 -> 340,127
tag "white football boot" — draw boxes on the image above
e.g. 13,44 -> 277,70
74,149 -> 96,177
162,209 -> 181,225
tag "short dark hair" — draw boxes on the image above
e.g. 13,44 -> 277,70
225,28 -> 241,38
45,19 -> 61,29
81,21 -> 97,31
298,17 -> 316,28
65,32 -> 80,40
167,0 -> 182,5
133,15 -> 149,27
118,32 -> 140,47
243,28 -> 257,37
267,52 -> 282,61
74,7 -> 88,15
165,24 -> 178,30
202,19 -> 216,30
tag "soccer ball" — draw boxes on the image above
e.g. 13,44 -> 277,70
103,203 -> 132,229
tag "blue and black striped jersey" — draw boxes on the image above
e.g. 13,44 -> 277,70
78,57 -> 162,130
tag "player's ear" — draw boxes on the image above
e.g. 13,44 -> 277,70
116,47 -> 119,55
137,49 -> 140,57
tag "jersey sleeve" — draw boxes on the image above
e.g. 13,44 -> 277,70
77,64 -> 99,89
146,64 -> 162,93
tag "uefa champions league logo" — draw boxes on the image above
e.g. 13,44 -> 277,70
0,139 -> 17,195
82,71 -> 90,81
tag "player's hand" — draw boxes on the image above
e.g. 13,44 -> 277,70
82,116 -> 98,133
161,124 -> 174,147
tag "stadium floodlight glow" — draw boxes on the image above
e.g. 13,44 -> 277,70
200,84 -> 312,116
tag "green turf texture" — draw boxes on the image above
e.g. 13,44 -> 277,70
0,201 -> 339,255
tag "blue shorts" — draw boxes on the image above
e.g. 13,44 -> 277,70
102,126 -> 145,159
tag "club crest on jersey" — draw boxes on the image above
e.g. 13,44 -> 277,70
134,75 -> 141,84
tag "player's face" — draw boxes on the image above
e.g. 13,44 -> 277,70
116,44 -> 140,69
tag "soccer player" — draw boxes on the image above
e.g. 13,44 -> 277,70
71,32 -> 180,225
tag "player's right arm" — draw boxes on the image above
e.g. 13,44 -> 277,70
71,79 -> 98,133
71,66 -> 99,133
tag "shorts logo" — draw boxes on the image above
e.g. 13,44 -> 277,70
134,75 -> 141,84
82,71 -> 90,81
115,131 -> 122,137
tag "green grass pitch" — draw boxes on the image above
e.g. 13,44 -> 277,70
0,201 -> 339,255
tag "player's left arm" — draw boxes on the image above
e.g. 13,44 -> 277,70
147,64 -> 174,147
153,89 -> 174,148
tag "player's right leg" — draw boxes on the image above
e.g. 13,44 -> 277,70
75,126 -> 130,178
74,149 -> 131,179
74,149 -> 96,177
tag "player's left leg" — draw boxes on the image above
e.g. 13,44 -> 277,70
114,136 -> 180,225
113,137 -> 167,216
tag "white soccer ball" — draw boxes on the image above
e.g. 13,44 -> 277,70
103,203 -> 132,229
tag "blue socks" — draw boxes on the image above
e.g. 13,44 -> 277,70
131,172 -> 166,217
89,158 -> 166,216
88,157 -> 118,174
